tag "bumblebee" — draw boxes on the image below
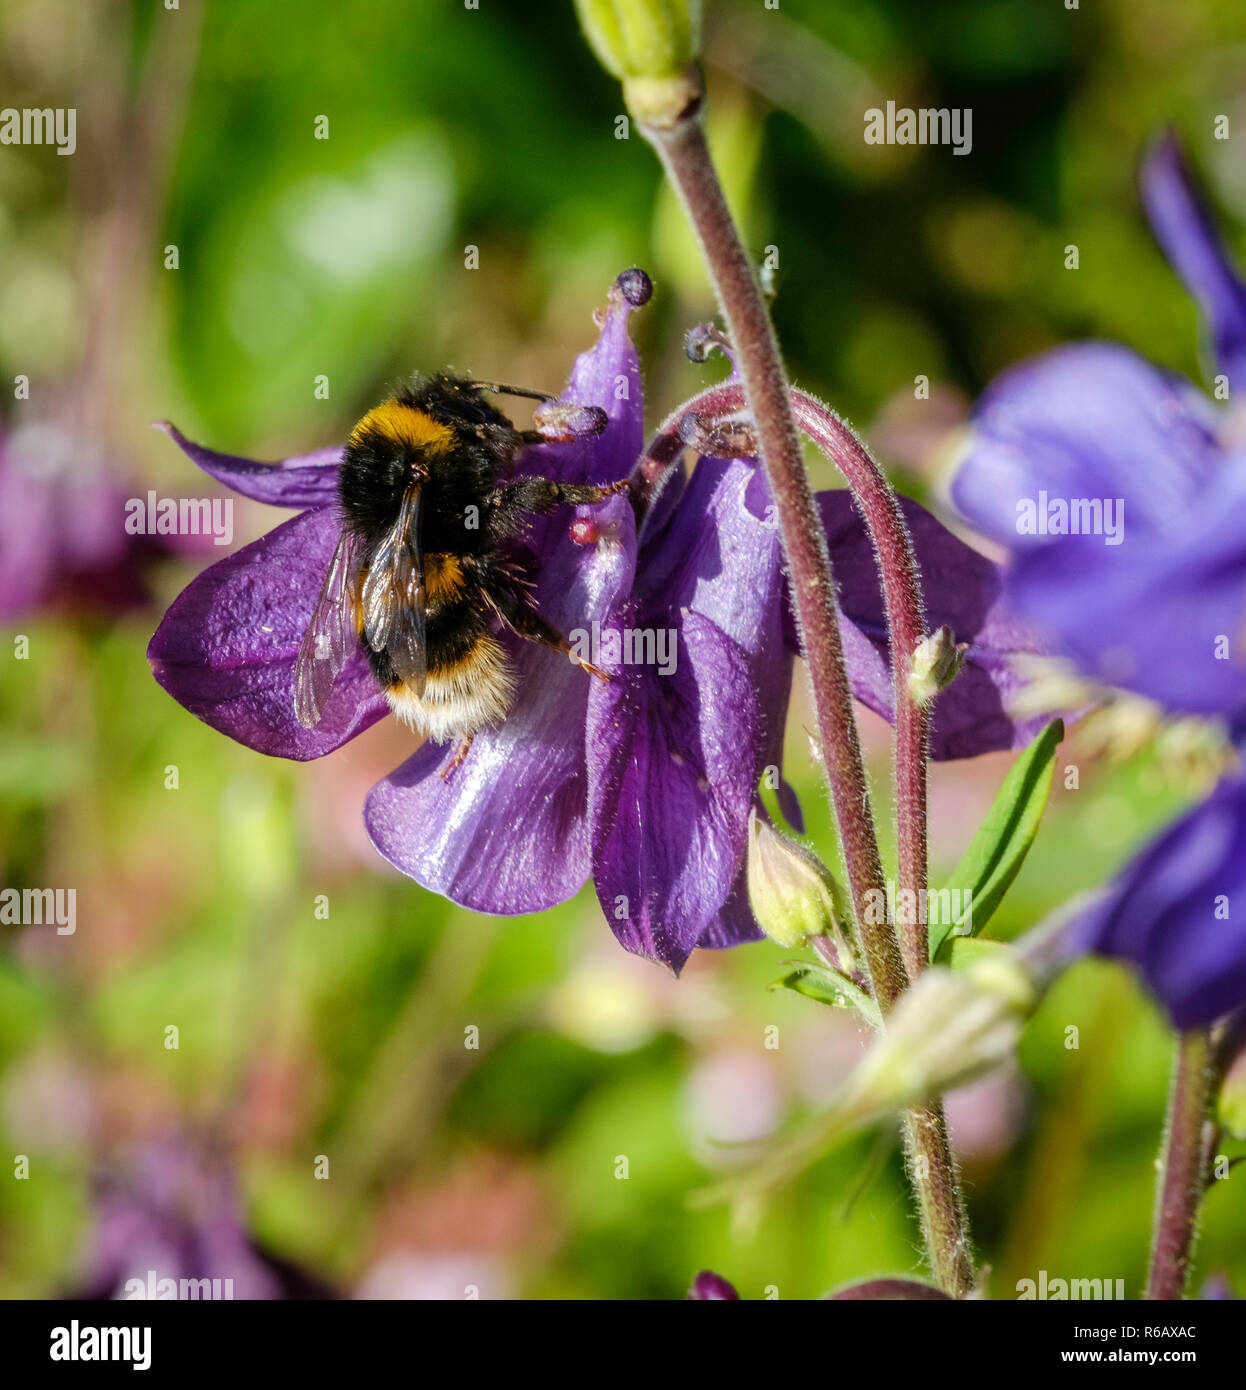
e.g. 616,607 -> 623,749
293,374 -> 626,763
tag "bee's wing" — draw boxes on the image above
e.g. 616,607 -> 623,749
294,526 -> 361,729
360,482 -> 427,698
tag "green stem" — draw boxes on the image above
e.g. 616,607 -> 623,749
902,1105 -> 975,1298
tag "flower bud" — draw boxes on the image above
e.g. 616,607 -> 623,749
839,952 -> 1037,1121
908,625 -> 967,706
573,0 -> 703,126
573,0 -> 700,80
746,810 -> 846,955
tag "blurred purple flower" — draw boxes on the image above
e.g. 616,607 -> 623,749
70,1138 -> 332,1300
1075,775 -> 1246,1027
688,1270 -> 739,1300
952,133 -> 1246,1027
0,422 -> 193,622
952,133 -> 1246,718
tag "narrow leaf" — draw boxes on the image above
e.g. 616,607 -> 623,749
928,718 -> 1064,959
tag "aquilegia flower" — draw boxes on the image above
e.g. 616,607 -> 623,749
951,133 -> 1246,1025
151,270 -> 1041,971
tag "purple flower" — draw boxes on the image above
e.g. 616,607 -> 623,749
151,271 -> 777,970
0,422 -> 193,621
70,1138 -> 332,1300
1076,777 -> 1246,1027
149,269 -> 1041,972
951,133 -> 1246,1026
951,134 -> 1246,718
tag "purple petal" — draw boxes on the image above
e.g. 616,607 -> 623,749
584,457 -> 799,965
808,492 -> 1052,759
828,1278 -> 952,1301
516,269 -> 649,489
952,341 -> 1246,715
587,609 -> 761,972
1141,131 -> 1246,390
1078,773 -> 1246,1027
1006,459 -> 1246,713
638,457 -> 800,815
696,865 -> 766,951
148,507 -> 388,759
365,492 -> 637,913
155,421 -> 342,509
950,343 -> 1220,550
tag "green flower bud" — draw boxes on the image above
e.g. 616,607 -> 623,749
573,0 -> 703,126
746,810 -> 849,958
840,952 -> 1038,1121
908,625 -> 967,706
573,0 -> 701,80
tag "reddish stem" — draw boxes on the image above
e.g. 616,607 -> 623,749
642,115 -> 908,1013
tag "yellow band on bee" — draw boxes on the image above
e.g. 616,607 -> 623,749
423,552 -> 465,603
351,399 -> 456,454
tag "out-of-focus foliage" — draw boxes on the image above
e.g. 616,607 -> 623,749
1,0 -> 1244,1299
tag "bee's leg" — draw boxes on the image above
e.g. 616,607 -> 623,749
487,581 -> 610,682
488,475 -> 631,522
439,734 -> 475,782
521,402 -> 609,443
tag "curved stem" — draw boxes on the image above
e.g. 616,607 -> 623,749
639,111 -> 907,1013
637,384 -> 972,1297
636,95 -> 974,1297
639,380 -> 932,976
1146,1029 -> 1214,1299
789,394 -> 930,978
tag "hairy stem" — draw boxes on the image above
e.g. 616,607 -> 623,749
794,395 -> 968,1296
1146,1029 -> 1214,1299
637,385 -> 971,1296
644,115 -> 906,1003
788,393 -> 931,978
637,91 -> 973,1296
629,118 -> 905,1007
901,1106 -> 976,1297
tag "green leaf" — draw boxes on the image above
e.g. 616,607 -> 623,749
932,935 -> 1005,971
928,719 -> 1064,960
769,961 -> 881,1027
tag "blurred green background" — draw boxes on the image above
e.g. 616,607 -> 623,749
1,0 -> 1244,1299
